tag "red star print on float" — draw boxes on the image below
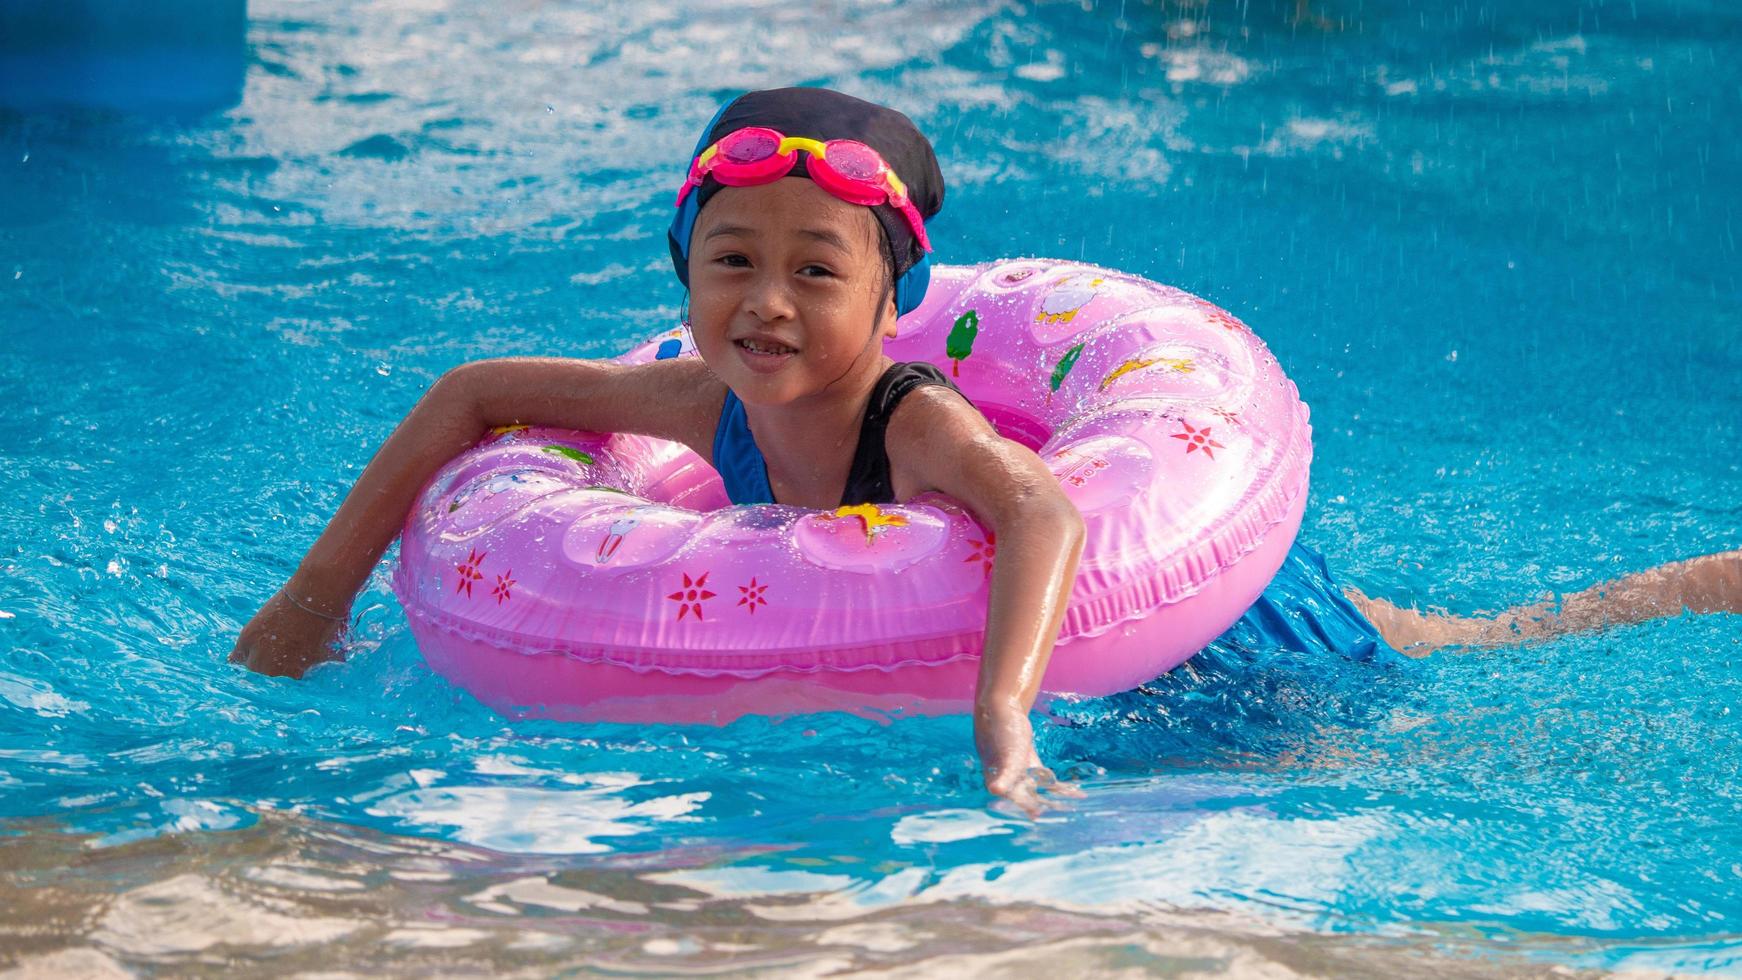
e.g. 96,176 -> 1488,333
737,577 -> 768,614
668,572 -> 717,621
455,549 -> 485,598
1171,421 -> 1226,460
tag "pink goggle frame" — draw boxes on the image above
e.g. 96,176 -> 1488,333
675,127 -> 932,253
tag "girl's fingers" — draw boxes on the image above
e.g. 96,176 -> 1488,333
1029,766 -> 1086,799
989,768 -> 1083,818
987,785 -> 1041,819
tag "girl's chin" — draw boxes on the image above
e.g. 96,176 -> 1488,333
727,379 -> 804,408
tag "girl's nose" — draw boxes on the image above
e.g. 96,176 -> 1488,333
743,273 -> 796,322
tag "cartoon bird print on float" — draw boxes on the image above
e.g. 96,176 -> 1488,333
820,503 -> 910,544
1099,355 -> 1195,393
1037,275 -> 1103,325
596,511 -> 641,564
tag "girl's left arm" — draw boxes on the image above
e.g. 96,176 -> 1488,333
887,389 -> 1087,816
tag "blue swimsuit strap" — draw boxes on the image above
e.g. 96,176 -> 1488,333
712,388 -> 776,505
712,363 -> 961,507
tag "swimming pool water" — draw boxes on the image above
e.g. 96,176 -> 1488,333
2,0 -> 1739,973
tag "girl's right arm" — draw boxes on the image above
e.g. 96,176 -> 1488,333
229,356 -> 720,678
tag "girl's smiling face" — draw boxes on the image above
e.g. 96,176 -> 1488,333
686,178 -> 898,408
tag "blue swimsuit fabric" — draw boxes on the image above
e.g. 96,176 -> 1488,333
1219,541 -> 1405,664
711,388 -> 1397,665
711,387 -> 776,507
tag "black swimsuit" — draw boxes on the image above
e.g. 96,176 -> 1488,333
711,362 -> 960,506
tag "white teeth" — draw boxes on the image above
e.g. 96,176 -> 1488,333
740,339 -> 795,355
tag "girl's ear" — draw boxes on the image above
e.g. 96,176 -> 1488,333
880,293 -> 900,339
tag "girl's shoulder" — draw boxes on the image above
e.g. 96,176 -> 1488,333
882,369 -> 1005,502
885,379 -> 997,454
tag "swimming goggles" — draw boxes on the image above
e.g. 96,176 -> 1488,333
674,127 -> 932,253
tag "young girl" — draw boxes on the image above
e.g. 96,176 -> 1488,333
231,88 -> 1086,815
232,87 -> 1740,815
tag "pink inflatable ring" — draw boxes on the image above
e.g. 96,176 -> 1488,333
392,259 -> 1312,723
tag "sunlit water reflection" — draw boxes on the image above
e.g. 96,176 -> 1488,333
2,0 -> 1738,974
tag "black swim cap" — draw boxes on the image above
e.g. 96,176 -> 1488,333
668,87 -> 945,308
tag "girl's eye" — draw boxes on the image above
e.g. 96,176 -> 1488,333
799,264 -> 835,278
717,253 -> 750,268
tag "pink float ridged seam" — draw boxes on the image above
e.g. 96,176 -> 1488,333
392,259 -> 1313,724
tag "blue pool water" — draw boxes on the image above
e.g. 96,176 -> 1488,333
2,0 -> 1739,973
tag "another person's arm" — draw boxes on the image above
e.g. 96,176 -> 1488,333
230,357 -> 719,678
1347,547 -> 1742,654
888,388 -> 1087,816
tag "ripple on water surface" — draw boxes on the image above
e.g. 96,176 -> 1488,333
1,0 -> 1740,975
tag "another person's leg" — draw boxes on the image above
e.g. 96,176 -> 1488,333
1345,549 -> 1742,655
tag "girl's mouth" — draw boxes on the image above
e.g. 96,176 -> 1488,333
734,338 -> 799,373
736,338 -> 798,356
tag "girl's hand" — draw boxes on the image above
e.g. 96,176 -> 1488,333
974,703 -> 1084,818
228,588 -> 346,679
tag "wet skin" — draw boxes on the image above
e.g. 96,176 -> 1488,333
232,176 -> 1089,817
684,178 -> 899,509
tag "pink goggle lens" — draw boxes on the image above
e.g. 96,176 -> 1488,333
719,129 -> 781,164
822,141 -> 884,182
